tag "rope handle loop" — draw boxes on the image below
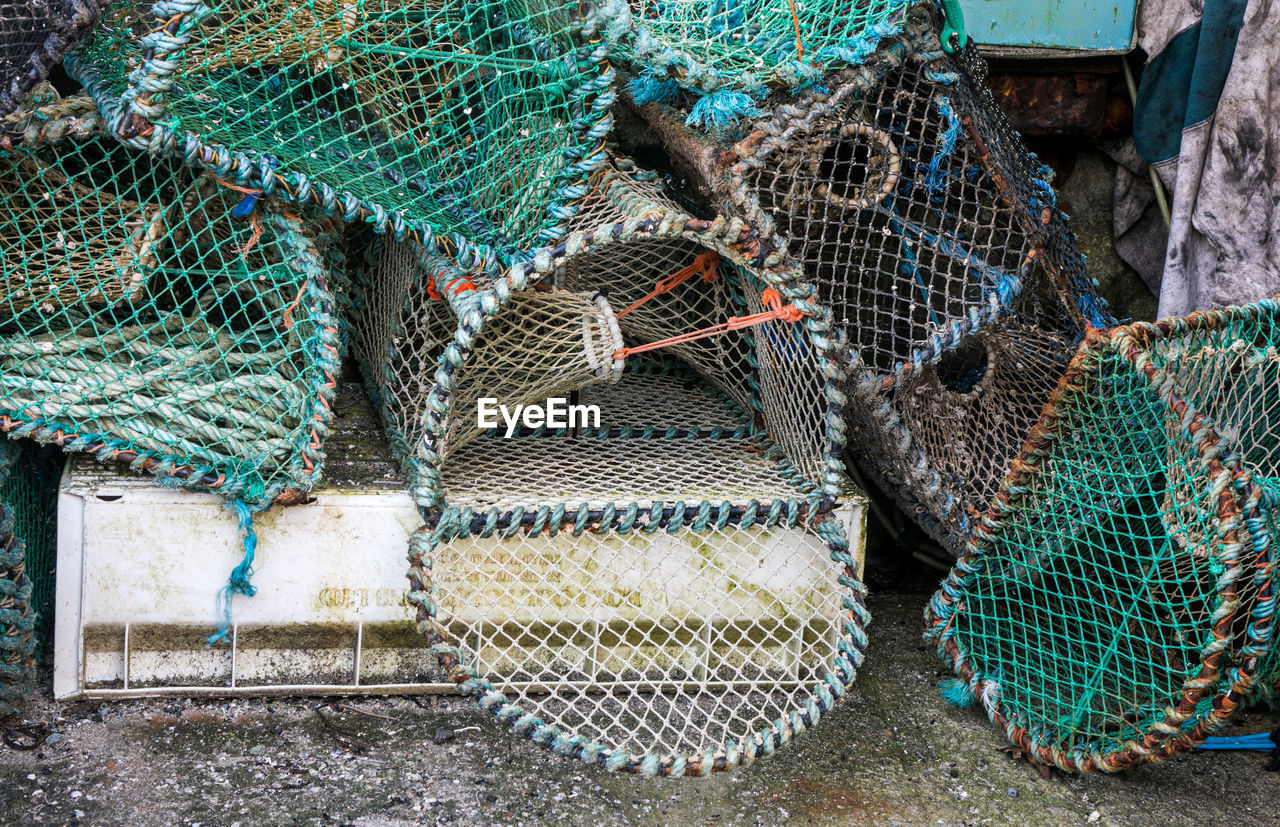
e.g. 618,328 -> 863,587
616,251 -> 720,319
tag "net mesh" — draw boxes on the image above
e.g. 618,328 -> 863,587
351,159 -> 847,512
924,300 -> 1280,773
350,155 -> 861,772
0,440 -> 36,718
0,442 -> 60,639
0,120 -> 346,506
715,7 -> 1107,552
620,0 -> 911,121
68,0 -> 623,268
411,502 -> 864,775
0,0 -> 107,117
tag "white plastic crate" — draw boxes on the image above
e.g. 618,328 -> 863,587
54,389 -> 866,699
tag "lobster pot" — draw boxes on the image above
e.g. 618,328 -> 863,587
554,164 -> 845,495
0,130 -> 345,505
409,492 -> 865,776
349,240 -> 626,501
351,159 -> 851,510
628,5 -> 1107,549
0,439 -> 60,717
846,309 -> 1082,554
924,301 -> 1280,773
69,0 -> 621,267
0,0 -> 107,116
619,0 -> 911,132
728,10 -> 1105,378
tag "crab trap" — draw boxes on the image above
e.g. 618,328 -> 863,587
0,439 -> 60,718
0,0 -> 107,118
66,0 -> 625,269
627,3 -> 1109,554
0,118 -> 345,507
924,300 -> 1280,773
349,158 -> 867,774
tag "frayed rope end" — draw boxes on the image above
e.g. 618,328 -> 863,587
207,499 -> 259,648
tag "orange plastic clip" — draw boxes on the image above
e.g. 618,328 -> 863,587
616,251 -> 721,319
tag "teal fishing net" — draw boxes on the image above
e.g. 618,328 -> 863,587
925,301 -> 1280,772
67,0 -> 625,269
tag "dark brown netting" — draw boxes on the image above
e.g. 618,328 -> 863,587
0,0 -> 107,117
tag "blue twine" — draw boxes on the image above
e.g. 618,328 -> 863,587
626,74 -> 681,106
685,89 -> 763,134
231,192 -> 260,218
208,499 -> 259,647
924,96 -> 961,192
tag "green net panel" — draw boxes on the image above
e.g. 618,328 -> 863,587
628,4 -> 1108,554
924,300 -> 1280,773
0,442 -> 61,641
620,0 -> 911,132
0,113 -> 345,506
0,440 -> 37,718
67,0 -> 625,271
350,156 -> 862,772
0,0 -> 108,117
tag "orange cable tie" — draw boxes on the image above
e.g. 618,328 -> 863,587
614,288 -> 806,360
616,251 -> 721,319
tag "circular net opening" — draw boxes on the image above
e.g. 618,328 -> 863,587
933,338 -> 990,395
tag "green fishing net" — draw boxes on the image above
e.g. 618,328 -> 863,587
925,301 -> 1280,772
67,0 -> 625,269
0,440 -> 39,717
622,0 -> 912,126
0,106 -> 345,506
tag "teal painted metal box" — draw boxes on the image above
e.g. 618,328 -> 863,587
960,0 -> 1138,53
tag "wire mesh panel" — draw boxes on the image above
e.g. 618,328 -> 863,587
68,0 -> 625,270
629,4 -> 1108,552
0,124 -> 345,506
0,0 -> 107,117
406,482 -> 865,775
351,158 -> 850,511
924,300 -> 1280,773
620,0 -> 911,132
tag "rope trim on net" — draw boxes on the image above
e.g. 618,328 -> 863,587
0,197 -> 344,506
0,0 -> 110,118
0,441 -> 36,719
405,504 -> 868,776
0,95 -> 103,151
64,0 -> 630,277
409,163 -> 852,512
922,301 -> 1280,773
620,0 -> 913,132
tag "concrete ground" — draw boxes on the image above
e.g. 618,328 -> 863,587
3,569 -> 1278,826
